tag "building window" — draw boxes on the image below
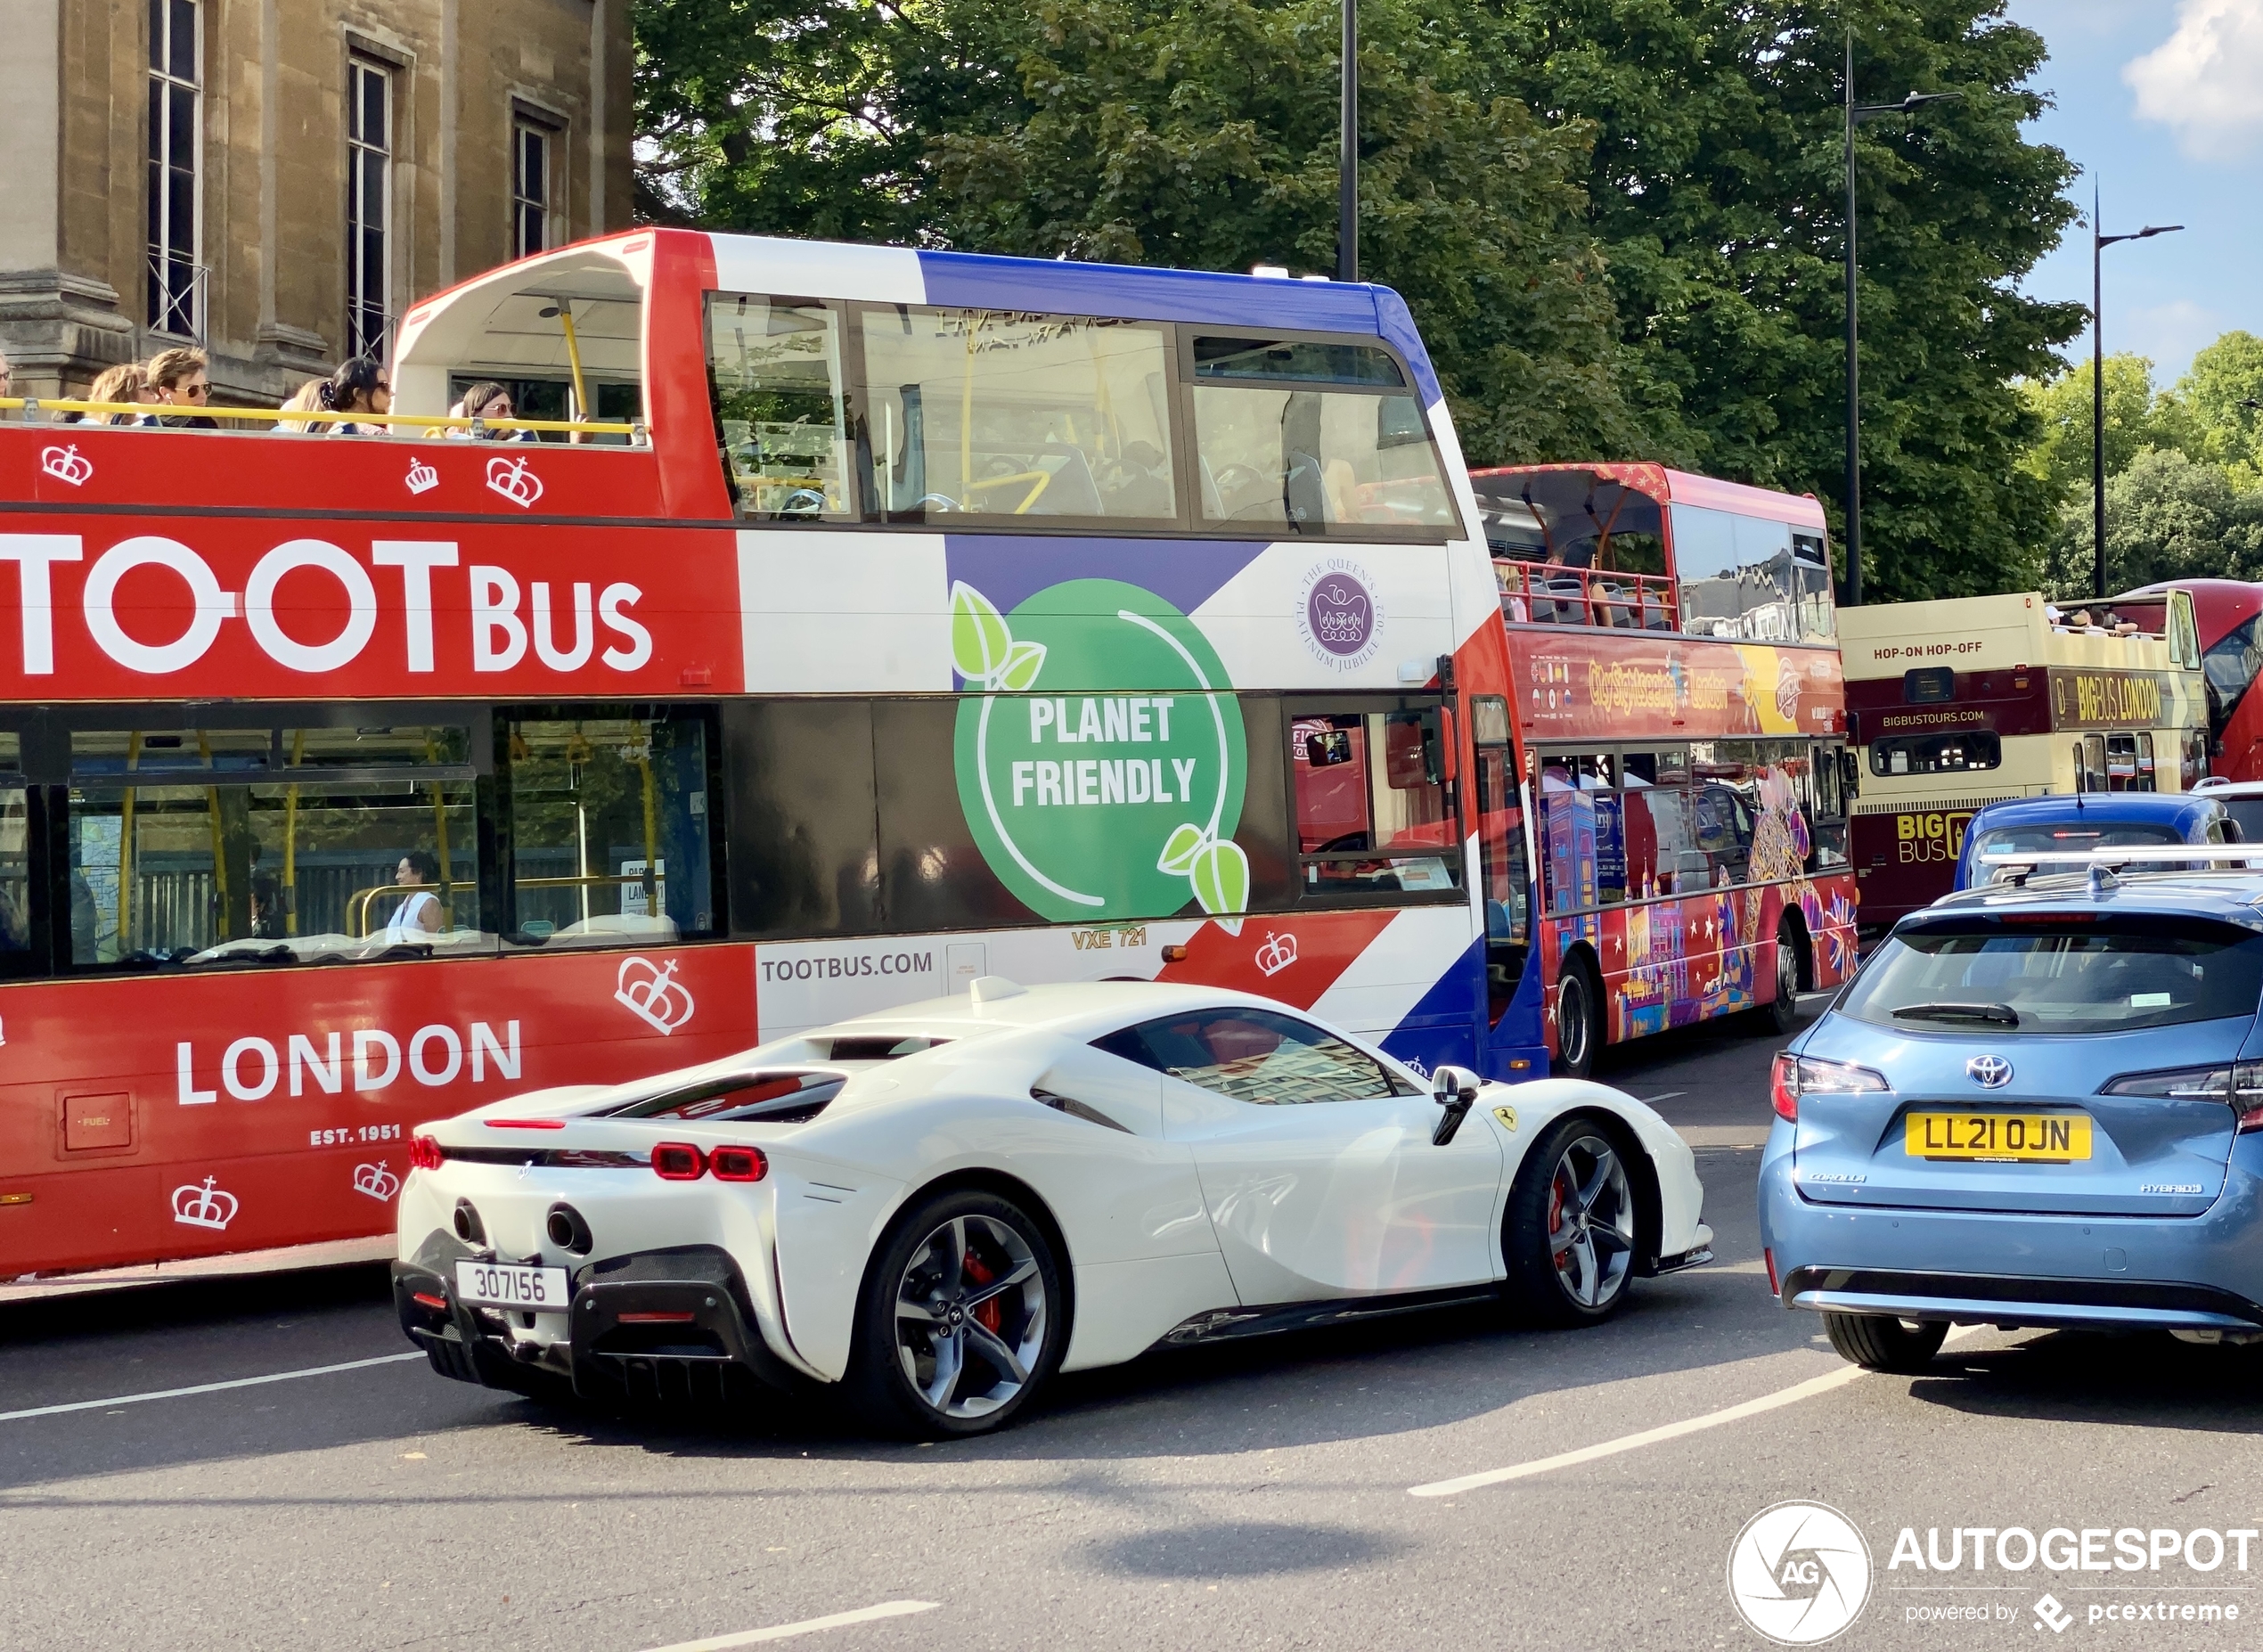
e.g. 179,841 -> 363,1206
146,0 -> 200,336
345,58 -> 392,361
511,117 -> 555,259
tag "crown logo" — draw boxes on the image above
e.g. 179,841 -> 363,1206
41,444 -> 93,487
1254,930 -> 1299,977
615,955 -> 695,1035
404,456 -> 439,496
1314,586 -> 1368,642
171,1175 -> 240,1231
486,454 -> 543,508
352,1161 -> 402,1202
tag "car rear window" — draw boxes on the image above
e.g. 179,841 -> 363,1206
1970,822 -> 2185,859
1842,919 -> 2263,1035
600,1071 -> 845,1123
2223,799 -> 2263,844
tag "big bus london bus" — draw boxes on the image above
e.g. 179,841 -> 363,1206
0,228 -> 1620,1281
1466,462 -> 1861,1079
1838,589 -> 2210,930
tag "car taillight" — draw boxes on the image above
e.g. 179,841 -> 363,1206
2103,1062 -> 2263,1131
651,1142 -> 706,1180
1771,1053 -> 1891,1123
709,1145 -> 768,1182
409,1133 -> 444,1172
1764,1247 -> 1779,1296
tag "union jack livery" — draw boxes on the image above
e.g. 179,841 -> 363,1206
0,229 -> 1850,1279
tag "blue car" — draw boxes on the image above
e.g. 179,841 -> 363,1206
1954,792 -> 2235,892
1759,863 -> 2263,1371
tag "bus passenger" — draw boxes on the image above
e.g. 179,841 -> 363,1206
382,851 -> 446,940
275,378 -> 326,430
446,380 -> 522,438
148,347 -> 219,429
318,359 -> 391,435
67,363 -> 152,424
0,346 -> 12,415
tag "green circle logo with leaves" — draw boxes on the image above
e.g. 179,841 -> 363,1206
951,577 -> 1249,926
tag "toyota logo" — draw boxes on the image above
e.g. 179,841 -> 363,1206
1966,1054 -> 2013,1089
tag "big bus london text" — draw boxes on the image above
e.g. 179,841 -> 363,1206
0,232 -> 1850,1280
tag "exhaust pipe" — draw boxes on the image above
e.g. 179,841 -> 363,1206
452,1198 -> 486,1247
545,1202 -> 593,1255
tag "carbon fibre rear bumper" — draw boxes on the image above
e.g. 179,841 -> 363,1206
394,1232 -> 805,1403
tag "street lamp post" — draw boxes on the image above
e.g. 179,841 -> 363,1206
1841,31 -> 1958,609
1339,0 -> 1358,283
2091,188 -> 2184,598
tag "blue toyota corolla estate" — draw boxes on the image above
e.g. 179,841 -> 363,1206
1759,863 -> 2263,1371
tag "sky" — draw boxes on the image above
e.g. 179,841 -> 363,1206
2001,0 -> 2263,385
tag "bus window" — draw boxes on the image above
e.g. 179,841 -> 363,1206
1806,743 -> 1850,869
64,724 -> 484,969
862,308 -> 1177,525
2204,615 -> 2263,734
1292,709 -> 1458,896
1867,732 -> 2002,776
1471,697 -> 1529,1025
706,293 -> 853,520
1190,336 -> 1455,532
1622,748 -> 1709,897
504,711 -> 718,945
0,733 -> 27,970
1539,750 -> 1616,912
1671,507 -> 1829,642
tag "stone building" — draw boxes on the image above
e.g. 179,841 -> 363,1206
0,0 -> 633,403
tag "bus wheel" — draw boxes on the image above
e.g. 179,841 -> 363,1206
1747,920 -> 1801,1036
1554,955 -> 1603,1079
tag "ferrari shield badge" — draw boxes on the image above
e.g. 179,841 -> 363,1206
1492,1105 -> 1518,1133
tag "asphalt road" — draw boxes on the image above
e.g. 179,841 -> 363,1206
7,1001 -> 2262,1651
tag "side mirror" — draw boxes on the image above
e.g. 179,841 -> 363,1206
1430,1064 -> 1481,1145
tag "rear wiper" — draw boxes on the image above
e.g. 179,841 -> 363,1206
1891,1002 -> 2021,1026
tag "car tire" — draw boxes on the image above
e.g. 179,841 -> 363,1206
1553,954 -> 1604,1080
1823,1312 -> 1948,1372
1501,1116 -> 1640,1327
1745,920 -> 1802,1035
845,1186 -> 1067,1440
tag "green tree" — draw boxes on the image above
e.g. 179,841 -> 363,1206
2043,446 -> 2263,598
1476,0 -> 2086,601
2177,331 -> 2263,479
2017,352 -> 2195,497
930,0 -> 1646,462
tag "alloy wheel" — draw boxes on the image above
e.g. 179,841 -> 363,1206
1557,972 -> 1591,1072
893,1214 -> 1049,1420
1546,1133 -> 1634,1309
1775,930 -> 1800,1004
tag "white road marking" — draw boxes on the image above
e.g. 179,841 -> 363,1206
0,1352 -> 424,1423
1409,1329 -> 1983,1498
1638,1091 -> 1686,1104
639,1601 -> 940,1650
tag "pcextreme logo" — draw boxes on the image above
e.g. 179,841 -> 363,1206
951,578 -> 1249,928
1728,1501 -> 1873,1645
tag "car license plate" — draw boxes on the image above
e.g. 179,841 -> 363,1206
1904,1112 -> 2093,1162
453,1260 -> 570,1311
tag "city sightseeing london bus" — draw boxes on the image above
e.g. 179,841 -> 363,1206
1467,462 -> 1860,1079
1838,589 -> 2209,931
0,229 -> 1585,1280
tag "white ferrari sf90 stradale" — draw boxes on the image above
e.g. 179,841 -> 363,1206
394,979 -> 1712,1436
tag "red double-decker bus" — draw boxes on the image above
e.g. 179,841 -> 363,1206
1467,463 -> 1860,1076
2119,580 -> 2263,781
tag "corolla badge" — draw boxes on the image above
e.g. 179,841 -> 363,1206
1965,1054 -> 2013,1089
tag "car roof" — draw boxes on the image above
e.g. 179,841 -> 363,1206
1921,870 -> 2263,928
2194,778 -> 2263,798
1965,792 -> 2224,830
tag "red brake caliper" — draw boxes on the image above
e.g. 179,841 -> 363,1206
962,1250 -> 1003,1333
1548,1177 -> 1570,1258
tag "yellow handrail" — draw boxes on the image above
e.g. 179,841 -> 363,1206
0,396 -> 640,438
